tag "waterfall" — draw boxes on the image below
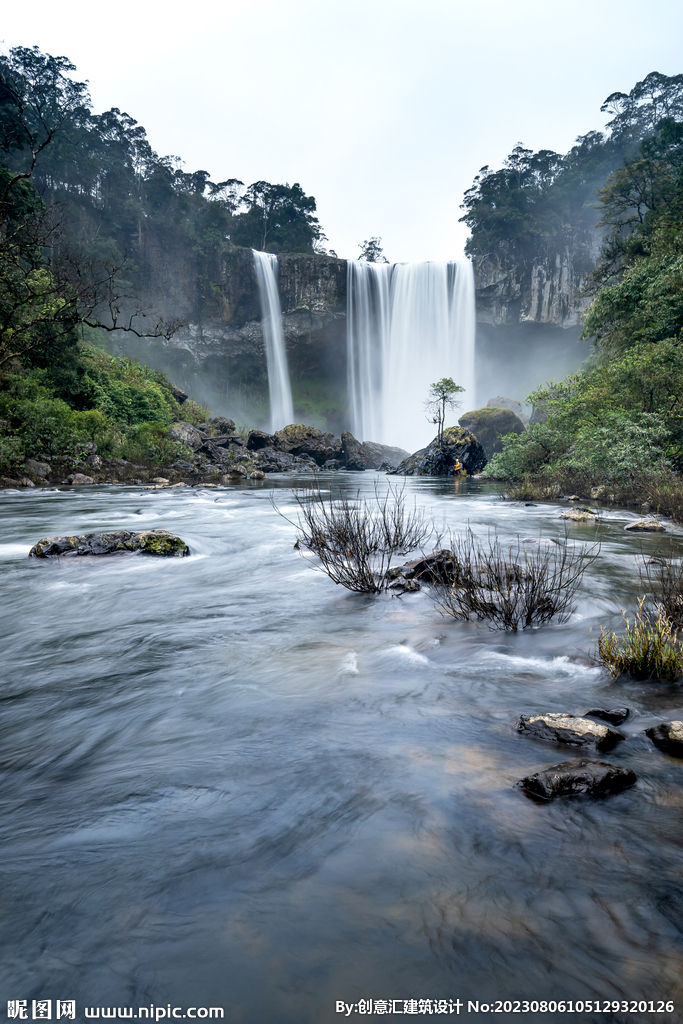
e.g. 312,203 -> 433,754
347,259 -> 476,453
252,250 -> 294,432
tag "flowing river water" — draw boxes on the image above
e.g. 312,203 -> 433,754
1,476 -> 683,1024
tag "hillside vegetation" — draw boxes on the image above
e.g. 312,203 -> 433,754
476,75 -> 683,514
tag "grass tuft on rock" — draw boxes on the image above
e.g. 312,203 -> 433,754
597,602 -> 683,681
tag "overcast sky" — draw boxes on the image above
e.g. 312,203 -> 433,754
3,0 -> 682,262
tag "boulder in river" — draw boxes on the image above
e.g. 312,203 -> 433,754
29,529 -> 189,558
624,519 -> 666,533
341,430 -> 366,471
458,407 -> 526,458
272,424 -> 343,466
584,707 -> 630,726
518,712 -> 625,752
645,721 -> 683,757
361,440 -> 409,471
68,472 -> 95,485
559,508 -> 600,522
519,759 -> 637,800
392,426 -> 487,476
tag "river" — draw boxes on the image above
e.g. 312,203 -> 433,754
1,475 -> 682,1023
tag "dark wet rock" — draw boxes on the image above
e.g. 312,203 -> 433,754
388,577 -> 421,593
322,458 -> 341,471
272,424 -> 342,466
518,712 -> 625,752
392,426 -> 487,477
341,430 -> 367,471
625,519 -> 666,533
246,429 -> 273,451
585,707 -> 630,726
171,459 -> 199,475
253,448 -> 317,473
519,759 -> 637,800
209,435 -> 245,449
169,384 -> 188,404
168,421 -> 205,450
645,721 -> 683,757
68,473 -> 95,485
361,441 -> 409,471
210,416 -> 236,434
25,459 -> 50,478
400,549 -> 456,583
458,406 -> 526,458
29,529 -> 189,558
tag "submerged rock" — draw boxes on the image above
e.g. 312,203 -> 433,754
645,721 -> 683,757
585,707 -> 630,726
518,713 -> 625,752
392,426 -> 487,476
458,406 -> 526,458
625,519 -> 666,533
519,759 -> 637,800
29,529 -> 189,558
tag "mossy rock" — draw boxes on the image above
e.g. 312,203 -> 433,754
29,529 -> 189,558
458,407 -> 525,458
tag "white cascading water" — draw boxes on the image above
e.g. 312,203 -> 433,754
252,250 -> 294,432
347,259 -> 476,453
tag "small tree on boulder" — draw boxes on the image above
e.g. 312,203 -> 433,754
425,378 -> 465,443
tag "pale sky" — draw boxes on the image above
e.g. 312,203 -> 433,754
3,0 -> 682,262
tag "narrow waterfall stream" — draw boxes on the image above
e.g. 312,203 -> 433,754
347,260 -> 476,452
252,250 -> 294,431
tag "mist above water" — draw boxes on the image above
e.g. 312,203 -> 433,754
347,260 -> 476,452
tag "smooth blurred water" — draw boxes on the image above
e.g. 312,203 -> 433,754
1,476 -> 683,1024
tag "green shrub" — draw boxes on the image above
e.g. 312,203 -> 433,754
597,602 -> 683,681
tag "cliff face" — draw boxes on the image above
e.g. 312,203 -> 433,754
473,239 -> 598,330
472,239 -> 599,404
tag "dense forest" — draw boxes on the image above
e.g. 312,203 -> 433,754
479,73 -> 683,508
0,45 -> 327,480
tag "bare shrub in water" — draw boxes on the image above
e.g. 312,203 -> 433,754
642,554 -> 683,628
274,482 -> 431,593
425,529 -> 598,631
597,602 -> 683,681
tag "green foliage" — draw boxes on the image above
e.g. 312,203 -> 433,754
180,399 -> 213,426
597,602 -> 683,681
460,73 -> 683,265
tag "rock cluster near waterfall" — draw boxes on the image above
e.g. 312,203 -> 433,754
458,406 -> 526,459
392,427 -> 487,477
